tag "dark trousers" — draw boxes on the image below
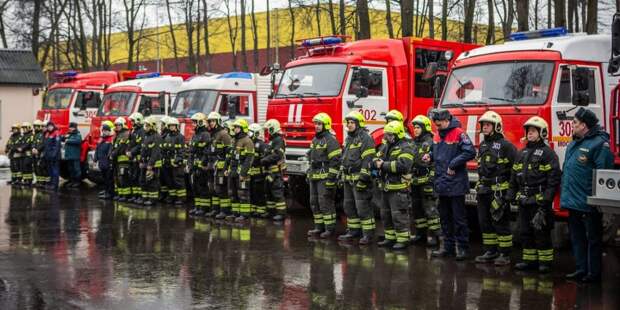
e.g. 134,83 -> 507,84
568,209 -> 602,277
309,179 -> 337,231
169,166 -> 186,200
438,195 -> 469,251
192,169 -> 211,210
381,190 -> 411,244
102,167 -> 114,196
477,193 -> 512,254
519,204 -> 554,264
34,157 -> 49,184
142,168 -> 160,202
47,160 -> 59,190
67,159 -> 81,182
265,172 -> 286,215
343,182 -> 374,235
214,170 -> 229,214
411,184 -> 440,234
250,174 -> 267,215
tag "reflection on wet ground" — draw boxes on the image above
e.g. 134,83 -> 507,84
0,185 -> 618,309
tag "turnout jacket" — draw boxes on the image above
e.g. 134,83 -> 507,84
208,126 -> 233,171
341,128 -> 375,185
410,131 -> 434,186
376,138 -> 414,191
163,131 -> 186,167
228,132 -> 254,178
261,133 -> 286,173
308,130 -> 341,185
476,133 -> 517,194
128,125 -> 146,161
141,130 -> 163,169
111,129 -> 131,167
189,126 -> 210,169
5,132 -> 20,159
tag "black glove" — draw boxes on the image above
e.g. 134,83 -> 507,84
531,208 -> 547,231
490,196 -> 505,222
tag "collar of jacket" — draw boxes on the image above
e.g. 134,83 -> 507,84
414,131 -> 433,142
526,139 -> 546,149
438,118 -> 462,139
483,132 -> 503,143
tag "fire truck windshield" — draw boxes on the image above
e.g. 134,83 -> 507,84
440,61 -> 554,107
170,90 -> 218,117
43,88 -> 73,109
98,92 -> 137,116
275,63 -> 347,98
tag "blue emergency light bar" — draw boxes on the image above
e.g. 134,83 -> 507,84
509,27 -> 568,41
301,36 -> 343,47
136,72 -> 160,79
52,70 -> 78,78
217,72 -> 252,79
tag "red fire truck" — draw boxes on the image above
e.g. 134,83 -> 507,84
38,70 -> 148,135
265,36 -> 479,195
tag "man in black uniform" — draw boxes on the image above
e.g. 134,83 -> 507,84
227,118 -> 254,222
474,111 -> 517,266
261,119 -> 287,221
508,116 -> 561,273
140,116 -> 163,206
188,112 -> 211,215
32,120 -> 49,188
127,112 -> 145,203
248,123 -> 268,217
111,117 -> 131,201
307,113 -> 341,238
209,112 -> 234,219
164,117 -> 187,205
17,122 -> 35,186
339,111 -> 376,245
5,123 -> 22,185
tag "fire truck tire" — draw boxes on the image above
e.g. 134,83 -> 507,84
602,214 -> 619,246
287,175 -> 310,209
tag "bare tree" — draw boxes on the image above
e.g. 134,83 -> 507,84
441,0 -> 448,39
327,0 -> 337,34
516,0 -> 529,31
428,0 -> 435,38
463,0 -> 476,43
585,0 -> 597,34
123,0 -> 146,70
202,0 -> 212,72
240,0 -> 247,71
0,0 -> 9,48
356,0 -> 370,39
251,0 -> 258,71
385,0 -> 394,38
225,0 -> 239,70
554,0 -> 566,27
339,0 -> 345,35
266,0 -> 270,65
315,0 -> 321,36
166,0 -> 180,71
402,0 -> 413,37
495,0 -> 515,38
288,0 -> 295,59
486,0 -> 495,44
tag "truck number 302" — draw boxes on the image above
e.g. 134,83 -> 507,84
357,109 -> 377,120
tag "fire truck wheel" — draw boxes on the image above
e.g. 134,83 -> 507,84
602,214 -> 619,246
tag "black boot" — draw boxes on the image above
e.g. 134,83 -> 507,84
410,230 -> 427,244
393,242 -> 409,251
377,239 -> 395,248
515,261 -> 538,271
426,232 -> 439,247
431,246 -> 456,258
338,229 -> 360,241
494,253 -> 511,266
475,250 -> 499,263
358,231 -> 375,245
538,263 -> 552,273
319,229 -> 334,239
307,225 -> 324,236
456,248 -> 469,261
272,214 -> 285,221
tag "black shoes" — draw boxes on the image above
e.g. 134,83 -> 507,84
431,248 -> 455,258
475,251 -> 499,263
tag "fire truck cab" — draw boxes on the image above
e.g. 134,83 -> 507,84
436,28 -> 620,215
169,72 -> 272,140
85,73 -> 189,182
39,71 -> 141,135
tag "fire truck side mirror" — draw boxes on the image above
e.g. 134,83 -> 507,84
572,68 -> 590,106
228,96 -> 238,119
355,86 -> 368,99
422,62 -> 438,81
610,13 -> 620,75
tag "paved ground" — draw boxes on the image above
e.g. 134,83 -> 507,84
0,182 -> 618,309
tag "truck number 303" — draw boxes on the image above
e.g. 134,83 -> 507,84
558,120 -> 573,137
357,109 -> 377,120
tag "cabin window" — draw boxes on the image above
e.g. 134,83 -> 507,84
348,68 -> 383,97
556,66 -> 597,105
219,94 -> 250,117
75,91 -> 101,110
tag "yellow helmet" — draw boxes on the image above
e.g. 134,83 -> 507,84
412,115 -> 432,132
114,117 -> 127,129
385,109 -> 404,123
12,123 -> 20,129
21,122 -> 32,129
144,116 -> 159,131
523,116 -> 549,139
312,112 -> 332,131
33,119 -> 44,127
129,112 -> 144,125
344,111 -> 366,128
159,116 -> 171,126
191,112 -> 207,127
478,111 -> 503,134
101,120 -> 115,131
167,117 -> 180,127
264,119 -> 281,135
384,120 -> 405,139
233,118 -> 249,133
207,112 -> 222,125
248,123 -> 263,138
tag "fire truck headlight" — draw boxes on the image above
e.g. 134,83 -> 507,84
444,50 -> 454,61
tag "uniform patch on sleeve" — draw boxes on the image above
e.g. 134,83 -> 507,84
603,142 -> 610,148
578,154 -> 588,164
460,133 -> 472,144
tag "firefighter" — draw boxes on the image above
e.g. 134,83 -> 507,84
248,123 -> 268,217
140,116 -> 163,206
95,121 -> 115,200
261,119 -> 287,221
159,116 -> 172,202
5,123 -> 21,185
430,108 -> 476,260
507,116 -> 561,273
164,117 -> 187,205
32,120 -> 49,188
110,117 -> 131,201
374,121 -> 415,250
409,115 -> 440,247
474,111 -> 517,266
307,113 -> 341,238
338,111 -> 376,245
188,112 -> 211,216
127,112 -> 145,203
209,112 -> 234,219
225,118 -> 255,222
17,122 -> 35,186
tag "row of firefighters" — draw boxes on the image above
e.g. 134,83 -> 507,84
3,108 -> 570,273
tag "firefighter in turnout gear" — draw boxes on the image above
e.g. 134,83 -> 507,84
6,124 -> 22,184
32,120 -> 49,187
248,123 -> 268,217
226,118 -> 255,222
507,116 -> 561,273
111,117 -> 132,201
474,111 -> 517,266
159,116 -> 173,202
127,112 -> 145,203
261,119 -> 287,221
374,121 -> 415,250
140,116 -> 163,206
188,112 -> 211,216
338,111 -> 376,245
209,112 -> 234,219
17,122 -> 35,186
409,115 -> 440,247
164,117 -> 187,205
307,113 -> 342,238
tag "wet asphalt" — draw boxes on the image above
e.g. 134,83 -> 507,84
0,179 -> 618,309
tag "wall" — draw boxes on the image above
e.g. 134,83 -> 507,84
0,85 -> 42,153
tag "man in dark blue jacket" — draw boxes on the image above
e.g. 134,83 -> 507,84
43,122 -> 62,191
562,108 -> 613,283
429,109 -> 476,260
62,122 -> 83,188
95,121 -> 115,199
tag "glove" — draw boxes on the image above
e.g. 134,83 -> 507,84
518,194 -> 536,206
490,196 -> 505,222
531,208 -> 547,231
145,169 -> 154,181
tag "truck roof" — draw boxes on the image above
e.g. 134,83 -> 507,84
457,34 -> 609,63
106,76 -> 184,93
50,71 -> 120,90
176,72 -> 257,93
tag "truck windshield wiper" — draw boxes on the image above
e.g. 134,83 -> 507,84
487,97 -> 515,103
442,102 -> 468,112
302,92 -> 320,96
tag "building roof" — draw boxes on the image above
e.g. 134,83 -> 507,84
0,49 -> 46,86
